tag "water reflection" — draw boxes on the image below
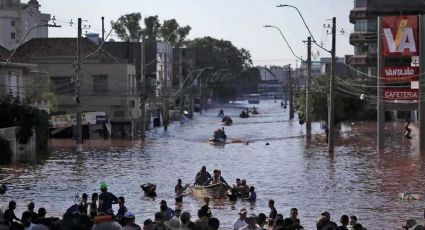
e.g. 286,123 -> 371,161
0,101 -> 422,229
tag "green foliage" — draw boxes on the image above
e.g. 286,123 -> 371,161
294,75 -> 374,123
159,19 -> 191,47
112,13 -> 191,47
144,15 -> 161,40
111,13 -> 143,42
187,36 -> 252,74
0,95 -> 49,150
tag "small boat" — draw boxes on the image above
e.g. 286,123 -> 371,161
140,183 -> 157,197
221,120 -> 232,126
209,136 -> 226,145
399,192 -> 424,201
239,111 -> 249,118
189,183 -> 229,199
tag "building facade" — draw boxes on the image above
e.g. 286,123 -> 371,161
13,38 -> 140,138
349,0 -> 425,76
0,0 -> 50,49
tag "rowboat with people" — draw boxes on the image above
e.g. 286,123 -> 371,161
189,183 -> 229,199
209,128 -> 227,145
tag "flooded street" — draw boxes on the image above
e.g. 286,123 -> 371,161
0,100 -> 424,229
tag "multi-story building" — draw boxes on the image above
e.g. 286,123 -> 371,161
0,0 -> 50,49
12,38 -> 140,138
349,0 -> 425,76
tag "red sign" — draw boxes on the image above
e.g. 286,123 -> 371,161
383,88 -> 418,100
381,15 -> 418,57
382,66 -> 419,82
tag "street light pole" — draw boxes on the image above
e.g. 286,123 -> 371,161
306,36 -> 312,139
277,4 -> 336,153
328,17 -> 336,154
76,18 -> 83,153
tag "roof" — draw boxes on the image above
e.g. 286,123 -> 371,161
0,45 -> 10,61
11,38 -> 118,63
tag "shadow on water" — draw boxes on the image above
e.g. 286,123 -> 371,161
0,101 -> 423,228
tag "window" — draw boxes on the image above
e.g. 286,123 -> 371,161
11,20 -> 15,27
93,75 -> 108,95
354,19 -> 377,32
11,32 -> 15,39
51,77 -> 74,95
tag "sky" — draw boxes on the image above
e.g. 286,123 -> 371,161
38,0 -> 354,67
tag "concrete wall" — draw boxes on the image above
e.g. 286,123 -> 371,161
36,62 -> 140,123
0,127 -> 36,162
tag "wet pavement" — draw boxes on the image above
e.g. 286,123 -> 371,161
0,100 -> 424,229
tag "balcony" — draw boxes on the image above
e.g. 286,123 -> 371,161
348,55 -> 377,67
349,32 -> 377,45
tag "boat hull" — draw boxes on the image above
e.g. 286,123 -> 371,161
221,121 -> 233,126
209,138 -> 226,145
189,183 -> 229,199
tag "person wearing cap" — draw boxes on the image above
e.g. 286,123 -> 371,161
233,208 -> 247,230
98,182 -> 119,214
122,211 -> 141,230
239,213 -> 259,230
195,166 -> 211,185
164,217 -> 181,230
159,200 -> 174,221
204,170 -> 229,186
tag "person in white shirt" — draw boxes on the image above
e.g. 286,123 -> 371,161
239,213 -> 260,230
233,208 -> 247,230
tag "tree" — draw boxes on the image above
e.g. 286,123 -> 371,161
144,15 -> 161,40
159,19 -> 191,47
111,13 -> 143,42
294,74 -> 375,123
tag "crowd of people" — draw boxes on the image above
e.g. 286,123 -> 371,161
0,167 -> 419,229
0,195 -> 378,230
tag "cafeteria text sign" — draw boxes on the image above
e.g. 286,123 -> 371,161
383,88 -> 418,101
381,15 -> 418,57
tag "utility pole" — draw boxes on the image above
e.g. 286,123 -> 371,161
419,15 -> 425,153
75,18 -> 83,153
140,37 -> 146,138
101,17 -> 105,42
328,17 -> 336,154
288,64 -> 294,120
377,16 -> 385,151
179,48 -> 184,113
306,36 -> 312,139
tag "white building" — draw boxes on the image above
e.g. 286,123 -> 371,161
0,0 -> 50,49
156,42 -> 173,97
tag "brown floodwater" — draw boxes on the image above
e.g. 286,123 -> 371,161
0,100 -> 423,229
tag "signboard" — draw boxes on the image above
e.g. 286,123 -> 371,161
383,88 -> 418,101
381,15 -> 418,57
50,112 -> 107,128
382,66 -> 419,82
